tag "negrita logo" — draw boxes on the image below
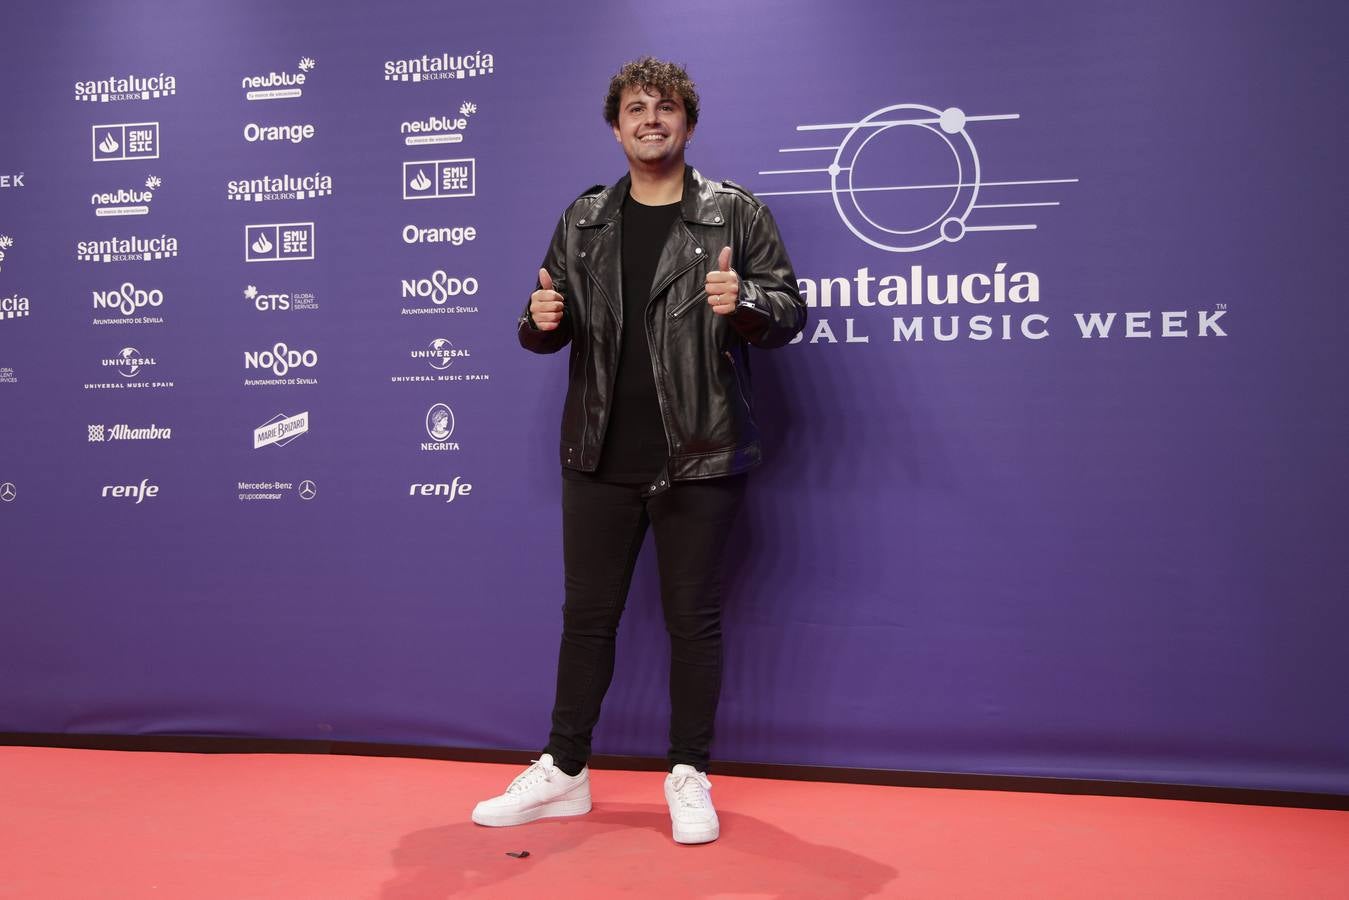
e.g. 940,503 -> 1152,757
245,223 -> 314,262
383,50 -> 493,83
243,284 -> 318,312
91,174 -> 161,217
402,158 -> 475,200
401,101 -> 477,146
75,72 -> 176,103
92,123 -> 159,162
421,403 -> 459,452
242,57 -> 315,100
227,171 -> 332,202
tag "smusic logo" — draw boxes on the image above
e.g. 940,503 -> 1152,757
75,72 -> 177,103
403,158 -> 475,199
245,223 -> 314,262
242,56 -> 315,101
383,50 -> 494,83
227,171 -> 332,202
92,122 -> 159,162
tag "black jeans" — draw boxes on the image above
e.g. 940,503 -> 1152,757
543,472 -> 747,774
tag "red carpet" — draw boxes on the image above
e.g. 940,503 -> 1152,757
1,747 -> 1344,898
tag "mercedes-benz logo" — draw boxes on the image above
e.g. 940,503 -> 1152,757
0,482 -> 15,502
298,480 -> 316,501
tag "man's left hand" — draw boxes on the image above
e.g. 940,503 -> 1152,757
706,246 -> 739,316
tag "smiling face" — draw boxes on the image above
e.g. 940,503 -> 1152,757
611,86 -> 693,173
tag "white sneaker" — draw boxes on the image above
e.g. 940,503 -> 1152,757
471,753 -> 592,827
664,764 -> 719,844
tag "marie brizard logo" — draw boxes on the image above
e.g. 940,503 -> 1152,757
242,57 -> 315,101
403,159 -> 475,200
253,411 -> 309,449
76,72 -> 176,102
92,123 -> 159,162
756,103 -> 1076,252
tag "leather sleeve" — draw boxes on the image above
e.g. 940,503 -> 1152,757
517,211 -> 573,354
728,202 -> 807,349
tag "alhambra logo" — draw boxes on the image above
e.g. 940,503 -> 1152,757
401,101 -> 477,146
383,50 -> 493,83
75,72 -> 176,103
91,175 -> 161,217
92,123 -> 159,162
242,57 -> 315,100
227,171 -> 333,202
77,234 -> 178,263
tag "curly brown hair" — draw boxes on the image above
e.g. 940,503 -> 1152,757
602,57 -> 700,128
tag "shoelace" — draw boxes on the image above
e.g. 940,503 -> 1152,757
506,758 -> 556,795
670,770 -> 712,809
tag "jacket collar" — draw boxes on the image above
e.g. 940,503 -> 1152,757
580,166 -> 725,228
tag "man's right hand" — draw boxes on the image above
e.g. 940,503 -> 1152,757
530,268 -> 565,331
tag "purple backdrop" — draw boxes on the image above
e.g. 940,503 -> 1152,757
1,0 -> 1346,794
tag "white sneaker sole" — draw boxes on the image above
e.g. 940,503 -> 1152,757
672,820 -> 720,844
472,794 -> 592,827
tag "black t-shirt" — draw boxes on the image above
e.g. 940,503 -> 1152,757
588,194 -> 682,482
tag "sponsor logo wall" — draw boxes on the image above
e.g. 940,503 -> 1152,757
3,1 -> 1342,798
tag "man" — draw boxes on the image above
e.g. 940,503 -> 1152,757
472,58 -> 805,845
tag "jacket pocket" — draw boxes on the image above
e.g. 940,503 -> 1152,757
668,289 -> 707,320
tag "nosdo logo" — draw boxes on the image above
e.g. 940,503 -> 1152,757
246,223 -> 314,262
0,234 -> 11,272
253,411 -> 309,449
756,102 -> 1077,252
242,56 -> 315,100
101,478 -> 159,503
227,171 -> 332,202
411,337 -> 471,370
243,284 -> 318,312
243,122 -> 315,144
408,476 -> 473,503
402,223 -> 476,245
75,72 -> 176,103
102,346 -> 157,379
91,174 -> 161,217
93,282 -> 164,317
383,50 -> 494,83
77,233 -> 178,263
244,342 -> 318,377
403,158 -> 475,199
92,123 -> 159,162
401,101 -> 477,146
401,269 -> 479,305
0,172 -> 24,188
1,293 -> 30,321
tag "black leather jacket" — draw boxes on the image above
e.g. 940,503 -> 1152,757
518,167 -> 806,493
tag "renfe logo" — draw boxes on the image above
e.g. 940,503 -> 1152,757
408,476 -> 473,502
246,223 -> 314,262
403,159 -> 475,200
101,478 -> 159,503
92,123 -> 159,162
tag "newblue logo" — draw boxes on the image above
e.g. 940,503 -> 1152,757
242,57 -> 315,100
91,175 -> 161,217
92,123 -> 159,162
246,223 -> 314,262
403,158 -> 475,200
401,101 -> 477,146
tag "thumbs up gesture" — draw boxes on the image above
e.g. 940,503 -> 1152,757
705,246 -> 739,316
530,268 -> 565,331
